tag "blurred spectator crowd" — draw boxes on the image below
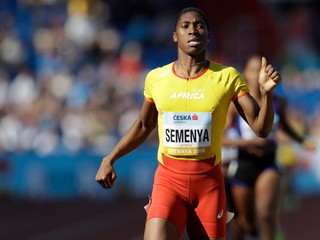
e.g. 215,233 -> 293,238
0,0 -> 319,159
0,0 -> 175,156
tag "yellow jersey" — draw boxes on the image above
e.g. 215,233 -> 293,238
144,61 -> 249,165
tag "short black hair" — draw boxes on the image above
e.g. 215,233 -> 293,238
175,7 -> 209,31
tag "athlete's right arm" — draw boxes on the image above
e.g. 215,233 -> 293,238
95,100 -> 158,189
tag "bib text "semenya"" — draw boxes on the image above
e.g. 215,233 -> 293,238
165,128 -> 210,143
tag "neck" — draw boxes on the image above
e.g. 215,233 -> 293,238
178,59 -> 207,66
174,59 -> 208,79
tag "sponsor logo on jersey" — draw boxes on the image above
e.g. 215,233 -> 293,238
170,92 -> 205,99
159,70 -> 170,77
173,114 -> 198,121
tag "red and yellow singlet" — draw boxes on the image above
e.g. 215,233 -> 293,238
144,61 -> 249,165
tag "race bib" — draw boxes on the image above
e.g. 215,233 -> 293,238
162,112 -> 212,156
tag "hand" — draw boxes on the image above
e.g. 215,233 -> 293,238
95,156 -> 117,189
259,57 -> 281,94
302,139 -> 317,152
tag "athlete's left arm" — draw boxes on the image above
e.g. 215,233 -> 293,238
234,57 -> 281,138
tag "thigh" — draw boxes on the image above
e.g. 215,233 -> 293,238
255,169 -> 281,216
232,185 -> 255,222
146,165 -> 188,237
230,160 -> 256,222
187,164 -> 227,239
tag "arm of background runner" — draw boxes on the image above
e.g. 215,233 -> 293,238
95,99 -> 158,189
221,104 -> 246,147
222,102 -> 271,148
277,96 -> 316,152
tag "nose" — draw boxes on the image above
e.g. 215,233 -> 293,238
189,25 -> 198,34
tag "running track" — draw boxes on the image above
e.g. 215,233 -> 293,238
1,195 -> 319,240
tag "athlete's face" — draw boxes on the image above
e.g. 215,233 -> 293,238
173,11 -> 209,56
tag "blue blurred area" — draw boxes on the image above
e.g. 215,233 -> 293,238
0,144 -> 158,201
0,0 -> 319,201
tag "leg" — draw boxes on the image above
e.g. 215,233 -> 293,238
224,175 -> 237,240
187,163 -> 227,240
144,218 -> 179,240
232,185 -> 255,240
145,163 -> 188,239
255,169 -> 281,240
224,175 -> 237,214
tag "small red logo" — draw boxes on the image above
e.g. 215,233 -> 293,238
192,114 -> 198,120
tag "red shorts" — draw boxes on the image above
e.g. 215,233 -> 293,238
146,155 -> 227,238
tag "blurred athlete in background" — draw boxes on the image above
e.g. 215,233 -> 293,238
222,55 -> 315,240
96,8 -> 281,240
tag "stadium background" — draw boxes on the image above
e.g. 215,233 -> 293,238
0,0 -> 320,239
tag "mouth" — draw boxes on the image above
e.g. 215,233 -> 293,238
188,38 -> 201,47
188,41 -> 201,47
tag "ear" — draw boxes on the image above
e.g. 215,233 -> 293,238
172,32 -> 178,43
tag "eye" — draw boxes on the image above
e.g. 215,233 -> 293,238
181,23 -> 189,29
196,23 -> 205,29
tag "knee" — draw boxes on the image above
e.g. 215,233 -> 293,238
258,209 -> 274,224
236,216 -> 255,234
144,218 -> 179,240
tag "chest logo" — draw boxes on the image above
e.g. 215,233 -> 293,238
170,92 -> 204,99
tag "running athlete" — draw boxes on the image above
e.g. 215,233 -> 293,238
95,8 -> 281,240
222,55 -> 316,240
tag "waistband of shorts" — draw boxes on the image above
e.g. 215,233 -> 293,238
160,154 -> 218,174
